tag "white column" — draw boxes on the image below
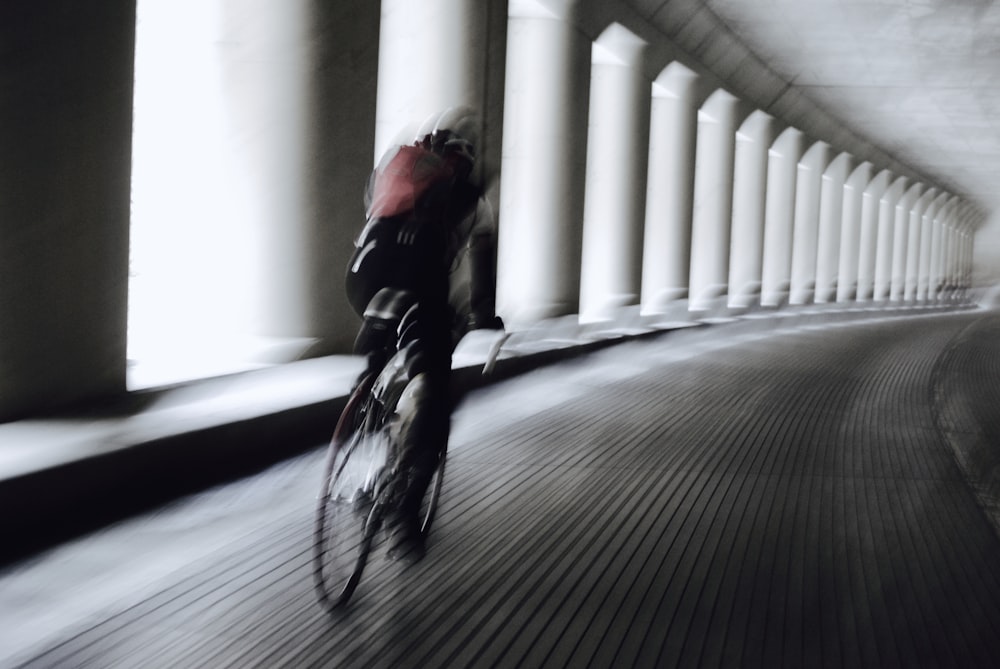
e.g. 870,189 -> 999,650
951,220 -> 963,299
944,198 -> 962,299
957,216 -> 972,298
929,195 -> 954,301
940,216 -> 952,300
761,127 -> 805,306
918,192 -> 948,301
905,187 -> 936,302
873,176 -> 907,301
836,162 -> 873,302
856,170 -> 893,301
813,152 -> 853,303
960,219 -> 972,298
690,90 -> 741,310
641,63 -> 699,313
137,0 -> 371,355
789,141 -> 832,305
580,24 -> 649,321
956,206 -> 975,299
938,210 -> 954,300
498,0 -> 591,323
962,220 -> 976,294
962,217 -> 976,297
374,0 -> 489,159
951,203 -> 967,298
944,202 -> 965,299
729,111 -> 776,308
890,183 -> 923,301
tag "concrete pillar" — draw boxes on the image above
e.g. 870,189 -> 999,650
729,111 -> 777,309
498,0 -> 591,323
955,227 -> 972,298
306,0 -> 383,353
956,214 -> 971,298
873,177 -> 908,301
641,63 -> 700,313
690,90 -> 741,311
789,141 -> 833,305
761,128 -> 806,306
945,204 -> 966,298
962,218 -> 976,296
216,0 -> 312,344
219,0 -> 387,352
943,198 -> 961,299
374,0 -> 490,159
951,205 -> 973,299
917,192 -> 948,301
934,198 -> 955,298
924,193 -> 954,302
0,1 -> 135,419
928,195 -> 953,301
961,220 -> 972,296
952,220 -> 963,298
580,24 -> 649,321
836,162 -> 873,302
891,183 -> 923,301
856,170 -> 893,301
937,210 -> 954,300
951,205 -> 965,298
905,187 -> 936,302
814,152 -> 853,303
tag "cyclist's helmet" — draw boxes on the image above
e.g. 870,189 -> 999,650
415,106 -> 479,177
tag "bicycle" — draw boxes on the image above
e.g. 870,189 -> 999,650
312,289 -> 507,611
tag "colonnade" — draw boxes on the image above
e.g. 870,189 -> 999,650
0,0 -> 980,421
375,0 -> 976,326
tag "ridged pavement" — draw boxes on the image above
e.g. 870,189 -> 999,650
3,309 -> 1000,668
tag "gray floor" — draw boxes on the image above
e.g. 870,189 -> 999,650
3,309 -> 1000,668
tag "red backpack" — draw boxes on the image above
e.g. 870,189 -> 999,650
367,144 -> 456,220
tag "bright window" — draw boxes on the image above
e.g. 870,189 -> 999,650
129,0 -> 263,389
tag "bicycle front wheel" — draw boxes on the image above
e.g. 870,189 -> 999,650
313,378 -> 389,610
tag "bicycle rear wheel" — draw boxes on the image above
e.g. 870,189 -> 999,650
313,376 -> 389,610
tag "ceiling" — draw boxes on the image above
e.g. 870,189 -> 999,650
634,0 -> 1000,228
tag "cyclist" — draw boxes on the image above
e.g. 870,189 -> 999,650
344,107 -> 503,559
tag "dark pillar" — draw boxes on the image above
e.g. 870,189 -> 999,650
0,1 -> 136,419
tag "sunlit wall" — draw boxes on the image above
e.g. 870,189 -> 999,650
129,0 -> 263,387
128,0 -> 376,388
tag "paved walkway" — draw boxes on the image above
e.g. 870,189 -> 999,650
3,308 -> 1000,667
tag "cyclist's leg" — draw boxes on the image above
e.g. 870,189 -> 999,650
399,363 -> 450,502
387,299 -> 452,556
